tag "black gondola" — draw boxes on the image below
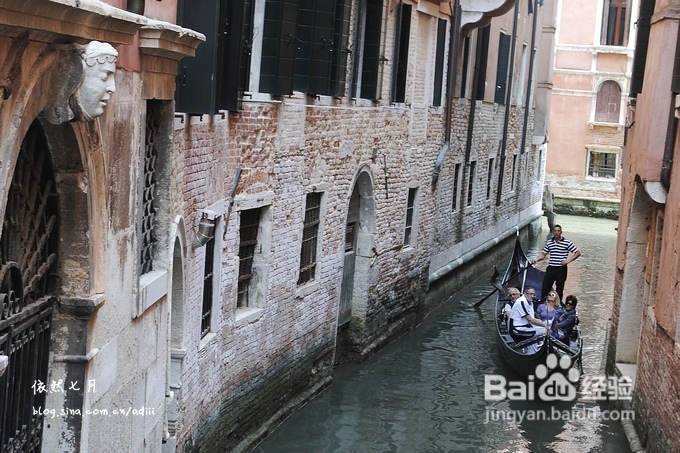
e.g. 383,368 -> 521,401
494,237 -> 583,378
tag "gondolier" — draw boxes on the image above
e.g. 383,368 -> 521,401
531,224 -> 581,301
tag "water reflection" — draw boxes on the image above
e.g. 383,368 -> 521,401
255,215 -> 629,452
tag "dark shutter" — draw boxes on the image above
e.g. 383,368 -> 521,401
392,3 -> 411,103
260,0 -> 300,95
475,25 -> 490,101
494,32 -> 510,105
351,0 -> 383,100
460,36 -> 470,98
219,0 -> 255,111
176,0 -> 223,114
433,18 -> 447,106
330,0 -> 351,96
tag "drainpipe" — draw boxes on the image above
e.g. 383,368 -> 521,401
661,95 -> 677,190
495,0 -> 520,207
519,0 -> 538,155
432,0 -> 461,188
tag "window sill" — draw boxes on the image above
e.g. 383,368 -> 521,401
585,175 -> 617,182
296,280 -> 320,298
136,270 -> 168,318
199,332 -> 217,352
234,307 -> 264,327
588,121 -> 623,131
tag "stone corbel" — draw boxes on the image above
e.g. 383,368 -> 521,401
139,21 -> 205,61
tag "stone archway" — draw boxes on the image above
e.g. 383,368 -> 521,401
338,168 -> 375,347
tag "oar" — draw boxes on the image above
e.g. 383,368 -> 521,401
472,264 -> 531,308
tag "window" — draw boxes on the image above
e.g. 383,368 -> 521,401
486,158 -> 494,199
140,101 -> 159,274
237,208 -> 262,308
404,188 -> 417,246
460,36 -> 470,98
595,80 -> 621,122
494,32 -> 511,104
350,0 -> 384,100
176,0 -> 254,113
391,2 -> 411,103
511,154 -> 518,190
602,0 -> 629,46
588,151 -> 617,178
298,193 -> 322,284
452,162 -> 462,210
474,26 -> 490,101
537,149 -> 543,181
467,161 -> 476,206
516,43 -> 528,105
201,236 -> 215,338
432,18 -> 447,106
260,0 -> 351,96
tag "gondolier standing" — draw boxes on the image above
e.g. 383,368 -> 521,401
531,224 -> 581,301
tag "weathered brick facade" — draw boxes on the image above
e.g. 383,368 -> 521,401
605,0 -> 680,450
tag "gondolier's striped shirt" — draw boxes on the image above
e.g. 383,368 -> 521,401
543,236 -> 579,267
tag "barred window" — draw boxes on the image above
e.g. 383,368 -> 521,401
467,161 -> 476,206
404,188 -> 417,246
298,193 -> 322,284
237,208 -> 262,308
452,163 -> 461,211
588,151 -> 617,178
486,158 -> 494,199
140,101 -> 160,274
201,236 -> 215,338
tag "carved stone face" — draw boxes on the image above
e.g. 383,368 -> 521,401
77,57 -> 116,119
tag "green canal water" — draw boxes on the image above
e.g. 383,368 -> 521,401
255,215 -> 631,452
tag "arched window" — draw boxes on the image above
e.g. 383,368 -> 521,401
595,80 -> 621,123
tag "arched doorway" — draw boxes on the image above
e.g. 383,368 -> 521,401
0,120 -> 58,451
338,169 -> 375,330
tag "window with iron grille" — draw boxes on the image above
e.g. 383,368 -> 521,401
602,0 -> 629,46
237,208 -> 262,308
452,162 -> 462,211
467,161 -> 476,206
404,188 -> 417,246
486,158 -> 494,199
298,193 -> 322,284
511,154 -> 518,190
200,236 -> 215,338
140,101 -> 159,274
588,151 -> 617,178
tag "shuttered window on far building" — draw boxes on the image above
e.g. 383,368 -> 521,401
201,236 -> 215,338
494,32 -> 511,105
391,2 -> 411,103
298,193 -> 322,284
595,80 -> 621,123
238,208 -> 262,308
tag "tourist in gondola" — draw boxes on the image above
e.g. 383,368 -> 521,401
530,224 -> 581,301
507,287 -> 548,353
536,290 -> 564,322
551,295 -> 578,341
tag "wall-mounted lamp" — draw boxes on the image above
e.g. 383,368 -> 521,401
193,213 -> 215,249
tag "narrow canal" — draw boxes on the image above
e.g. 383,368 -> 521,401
255,215 -> 631,452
